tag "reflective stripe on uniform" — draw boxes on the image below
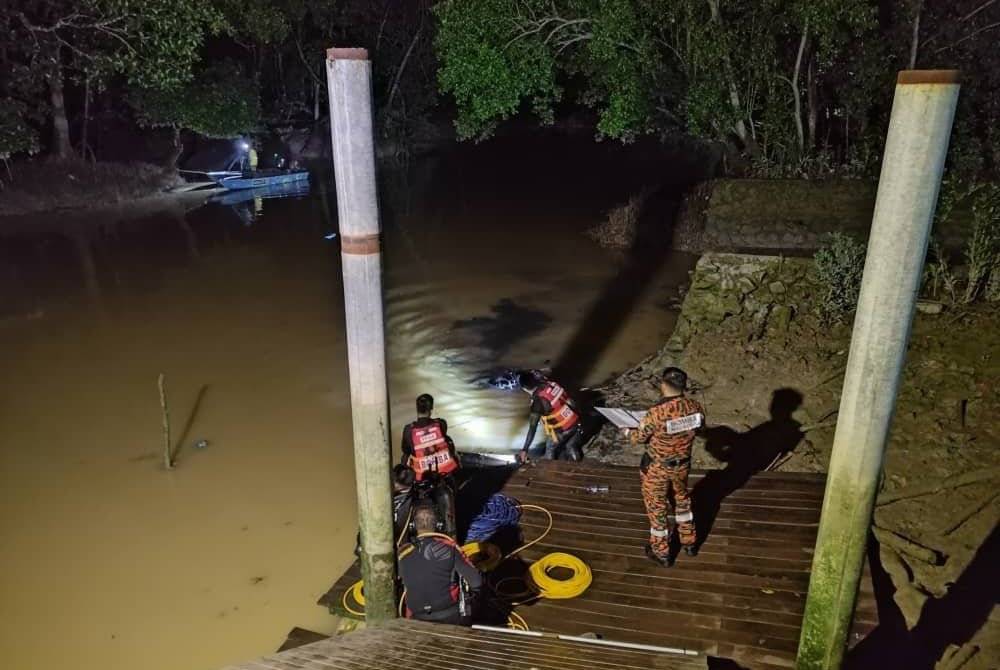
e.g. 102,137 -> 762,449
649,527 -> 670,538
675,511 -> 694,523
665,412 -> 703,434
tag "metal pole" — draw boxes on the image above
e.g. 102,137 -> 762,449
326,47 -> 396,622
796,70 -> 960,669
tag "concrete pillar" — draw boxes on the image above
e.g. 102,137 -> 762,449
326,47 -> 396,622
797,70 -> 960,669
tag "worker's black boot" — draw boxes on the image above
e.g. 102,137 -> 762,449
684,545 -> 699,557
644,544 -> 675,568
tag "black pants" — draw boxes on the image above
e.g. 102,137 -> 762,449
412,603 -> 471,626
545,426 -> 584,461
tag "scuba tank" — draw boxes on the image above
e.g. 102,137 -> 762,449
412,472 -> 457,538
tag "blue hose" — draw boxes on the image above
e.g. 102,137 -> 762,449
467,493 -> 522,542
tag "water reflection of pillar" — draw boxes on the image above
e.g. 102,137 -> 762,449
178,216 -> 201,261
70,231 -> 104,313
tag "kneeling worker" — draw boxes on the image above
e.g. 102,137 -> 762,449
398,503 -> 483,624
401,394 -> 459,535
401,394 -> 459,482
518,373 -> 584,462
627,367 -> 705,567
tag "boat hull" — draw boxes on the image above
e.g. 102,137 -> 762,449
217,170 -> 309,190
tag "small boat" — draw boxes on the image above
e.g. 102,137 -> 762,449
208,178 -> 311,206
216,169 -> 309,191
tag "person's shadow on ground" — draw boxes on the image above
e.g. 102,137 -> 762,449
846,523 -> 999,669
691,388 -> 806,551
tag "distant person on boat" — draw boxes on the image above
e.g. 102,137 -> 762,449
517,372 -> 584,462
241,140 -> 258,176
398,503 -> 482,625
625,367 -> 705,567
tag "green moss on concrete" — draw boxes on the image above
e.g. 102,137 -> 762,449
359,550 -> 397,623
798,472 -> 880,669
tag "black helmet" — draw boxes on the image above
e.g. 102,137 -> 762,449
661,367 -> 688,391
416,394 -> 434,414
518,371 -> 539,391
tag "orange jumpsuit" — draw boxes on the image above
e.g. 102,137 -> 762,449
631,395 -> 704,557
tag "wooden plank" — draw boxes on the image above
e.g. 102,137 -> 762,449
520,519 -> 818,558
506,475 -> 828,500
519,461 -> 825,483
528,531 -> 817,571
224,620 -> 707,670
509,489 -> 824,524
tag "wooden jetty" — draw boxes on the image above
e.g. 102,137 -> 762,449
317,460 -> 879,669
230,619 -> 706,669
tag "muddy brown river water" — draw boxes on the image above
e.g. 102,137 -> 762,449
0,136 -> 699,669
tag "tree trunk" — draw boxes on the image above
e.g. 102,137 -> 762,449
166,127 -> 184,168
844,114 -> 850,159
807,55 -> 818,152
706,0 -> 751,148
909,0 -> 923,69
791,22 -> 809,157
81,74 -> 91,160
385,23 -> 423,118
47,63 -> 72,160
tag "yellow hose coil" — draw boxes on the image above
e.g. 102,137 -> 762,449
461,541 -> 502,572
527,552 -> 592,599
342,579 -> 366,617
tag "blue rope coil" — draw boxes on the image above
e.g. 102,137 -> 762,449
467,493 -> 522,542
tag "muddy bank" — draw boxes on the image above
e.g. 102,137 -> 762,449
0,159 -> 185,218
586,252 -> 999,664
671,180 -> 973,253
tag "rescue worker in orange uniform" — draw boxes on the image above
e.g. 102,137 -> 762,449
626,367 -> 705,567
401,394 -> 459,482
517,373 -> 585,462
398,503 -> 483,625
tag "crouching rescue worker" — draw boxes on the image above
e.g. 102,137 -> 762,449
518,373 -> 585,462
401,393 -> 458,482
401,394 -> 459,536
398,503 -> 483,625
627,367 -> 705,567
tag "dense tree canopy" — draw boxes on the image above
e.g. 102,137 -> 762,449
0,101 -> 42,161
1,0 -> 996,180
0,0 -> 436,164
130,61 -> 259,165
434,0 -> 1000,176
1,0 -> 225,159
